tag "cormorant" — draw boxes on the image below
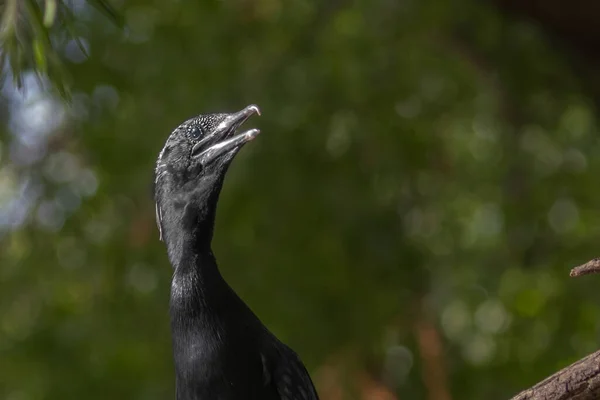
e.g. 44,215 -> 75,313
154,105 -> 319,400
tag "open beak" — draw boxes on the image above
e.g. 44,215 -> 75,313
192,104 -> 261,165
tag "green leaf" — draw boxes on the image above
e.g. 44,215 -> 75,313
43,0 -> 58,27
33,39 -> 48,73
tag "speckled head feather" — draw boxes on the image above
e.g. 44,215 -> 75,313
155,114 -> 227,187
154,105 -> 260,243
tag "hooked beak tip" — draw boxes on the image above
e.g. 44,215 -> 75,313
248,104 -> 261,116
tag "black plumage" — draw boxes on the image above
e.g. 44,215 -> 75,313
154,105 -> 319,400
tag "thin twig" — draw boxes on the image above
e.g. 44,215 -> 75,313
570,258 -> 600,277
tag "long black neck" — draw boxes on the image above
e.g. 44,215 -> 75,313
157,174 -> 236,323
160,173 -> 225,267
164,188 -> 234,390
167,228 -> 232,341
164,190 -> 260,398
168,246 -> 233,398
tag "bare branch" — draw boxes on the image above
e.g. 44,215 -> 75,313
508,258 -> 600,399
509,350 -> 600,400
570,258 -> 600,277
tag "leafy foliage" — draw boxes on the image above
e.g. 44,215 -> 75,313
0,0 -> 121,98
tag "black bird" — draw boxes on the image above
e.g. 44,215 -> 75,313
154,105 -> 319,400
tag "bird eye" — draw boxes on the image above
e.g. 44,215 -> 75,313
189,127 -> 203,140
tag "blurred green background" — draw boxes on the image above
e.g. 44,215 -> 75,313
1,0 -> 600,399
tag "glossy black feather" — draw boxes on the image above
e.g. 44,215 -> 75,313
155,107 -> 319,400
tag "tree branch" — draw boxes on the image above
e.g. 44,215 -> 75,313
510,350 -> 600,400
509,258 -> 600,400
570,258 -> 600,277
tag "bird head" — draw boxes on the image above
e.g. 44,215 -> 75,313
154,104 -> 261,243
